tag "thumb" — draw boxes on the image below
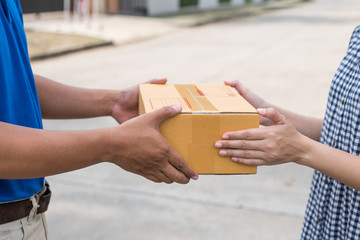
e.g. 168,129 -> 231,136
224,80 -> 247,96
149,105 -> 182,126
257,108 -> 286,125
148,78 -> 167,85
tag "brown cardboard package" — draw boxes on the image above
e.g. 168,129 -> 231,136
139,84 -> 259,174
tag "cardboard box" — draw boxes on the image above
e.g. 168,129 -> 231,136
139,84 -> 259,174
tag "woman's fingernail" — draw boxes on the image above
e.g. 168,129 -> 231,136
257,108 -> 266,115
232,157 -> 239,162
219,150 -> 227,156
191,175 -> 199,180
222,134 -> 229,140
215,142 -> 222,148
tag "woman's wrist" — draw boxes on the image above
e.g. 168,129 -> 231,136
293,134 -> 317,167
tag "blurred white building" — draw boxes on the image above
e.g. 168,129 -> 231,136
106,0 -> 266,16
20,0 -> 268,17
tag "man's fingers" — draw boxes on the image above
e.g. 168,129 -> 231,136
167,147 -> 198,181
149,105 -> 182,126
145,175 -> 162,183
257,108 -> 286,125
162,164 -> 190,184
157,172 -> 174,184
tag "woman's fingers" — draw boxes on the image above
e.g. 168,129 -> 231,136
221,128 -> 266,141
257,108 -> 287,125
215,139 -> 264,151
215,108 -> 301,166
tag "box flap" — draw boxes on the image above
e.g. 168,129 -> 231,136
140,84 -> 257,114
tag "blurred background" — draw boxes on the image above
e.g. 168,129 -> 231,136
22,0 -> 360,239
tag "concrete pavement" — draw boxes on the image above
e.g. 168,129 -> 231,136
28,0 -> 360,239
25,0 -> 304,60
26,30 -> 112,61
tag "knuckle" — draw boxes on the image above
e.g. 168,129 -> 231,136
181,178 -> 190,184
240,141 -> 247,149
268,153 -> 277,162
264,142 -> 275,151
242,131 -> 251,139
220,141 -> 228,148
268,108 -> 276,114
173,175 -> 181,183
242,150 -> 250,158
174,175 -> 188,184
266,131 -> 276,139
151,158 -> 164,170
165,179 -> 174,184
176,161 -> 184,171
164,106 -> 174,115
164,147 -> 171,156
148,176 -> 161,183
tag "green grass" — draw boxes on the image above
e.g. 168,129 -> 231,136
219,0 -> 231,3
180,0 -> 198,7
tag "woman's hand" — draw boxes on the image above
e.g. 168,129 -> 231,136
215,108 -> 308,166
225,80 -> 274,126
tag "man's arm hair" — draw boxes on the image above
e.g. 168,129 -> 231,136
35,74 -> 118,119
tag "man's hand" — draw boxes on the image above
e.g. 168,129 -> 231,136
109,104 -> 198,184
111,78 -> 167,124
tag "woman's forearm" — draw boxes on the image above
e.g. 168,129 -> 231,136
298,135 -> 360,190
270,105 -> 323,141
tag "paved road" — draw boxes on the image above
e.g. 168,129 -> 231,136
30,0 -> 360,239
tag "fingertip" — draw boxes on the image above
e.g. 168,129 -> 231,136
191,175 -> 199,180
222,134 -> 230,140
224,80 -> 236,86
172,104 -> 182,113
257,108 -> 267,115
150,78 -> 167,84
188,168 -> 198,180
219,150 -> 227,156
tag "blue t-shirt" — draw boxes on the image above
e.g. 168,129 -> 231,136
0,0 -> 44,202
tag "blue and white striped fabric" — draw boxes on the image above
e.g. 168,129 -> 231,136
301,25 -> 360,239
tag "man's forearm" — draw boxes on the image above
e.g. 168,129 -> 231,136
34,74 -> 119,119
0,106 -> 198,184
0,121 -> 111,179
